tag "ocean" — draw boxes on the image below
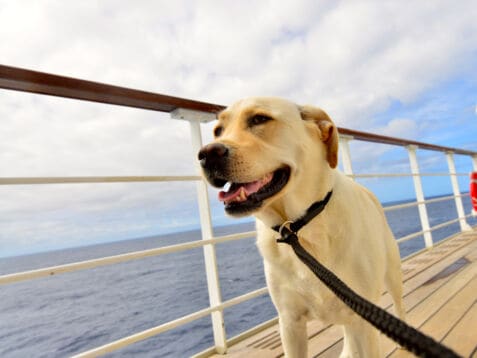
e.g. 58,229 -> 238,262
1,196 -> 476,358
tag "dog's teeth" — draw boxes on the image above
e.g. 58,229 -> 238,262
240,187 -> 246,201
224,182 -> 231,192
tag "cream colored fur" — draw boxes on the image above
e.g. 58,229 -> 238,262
211,97 -> 405,358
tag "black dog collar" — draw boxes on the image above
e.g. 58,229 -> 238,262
272,190 -> 333,243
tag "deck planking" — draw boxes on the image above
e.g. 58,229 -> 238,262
206,229 -> 477,358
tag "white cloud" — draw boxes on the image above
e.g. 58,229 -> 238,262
2,1 -> 477,110
1,0 -> 477,255
378,118 -> 419,140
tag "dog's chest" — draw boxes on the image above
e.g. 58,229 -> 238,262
258,232 -> 349,323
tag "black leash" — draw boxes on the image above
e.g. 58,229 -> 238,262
273,191 -> 461,358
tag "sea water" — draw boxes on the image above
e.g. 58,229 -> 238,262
1,197 -> 475,357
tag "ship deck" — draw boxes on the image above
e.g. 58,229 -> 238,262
208,229 -> 477,358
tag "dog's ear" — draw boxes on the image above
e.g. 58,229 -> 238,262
299,105 -> 339,168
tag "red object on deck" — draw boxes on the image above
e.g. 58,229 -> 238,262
471,172 -> 477,212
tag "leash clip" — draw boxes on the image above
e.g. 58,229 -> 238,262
278,220 -> 293,237
276,220 -> 298,245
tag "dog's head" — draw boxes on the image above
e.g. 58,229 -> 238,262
198,97 -> 338,217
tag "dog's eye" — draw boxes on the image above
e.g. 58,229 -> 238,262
249,114 -> 272,126
214,126 -> 223,137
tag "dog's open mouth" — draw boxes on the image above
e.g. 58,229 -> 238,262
218,166 -> 291,215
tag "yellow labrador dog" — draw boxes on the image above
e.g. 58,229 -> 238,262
198,97 -> 405,357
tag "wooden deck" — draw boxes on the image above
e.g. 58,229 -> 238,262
209,229 -> 477,358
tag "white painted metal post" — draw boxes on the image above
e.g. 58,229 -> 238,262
189,120 -> 227,353
171,109 -> 227,354
339,135 -> 354,178
407,146 -> 433,248
446,152 -> 471,231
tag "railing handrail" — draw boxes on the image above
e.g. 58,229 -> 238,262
338,128 -> 477,156
1,64 -> 476,156
0,64 -> 224,115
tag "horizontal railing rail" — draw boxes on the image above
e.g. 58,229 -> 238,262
0,175 -> 201,185
1,64 -> 476,357
72,287 -> 269,358
396,213 -> 474,244
383,194 -> 469,212
0,173 -> 468,185
351,172 -> 469,178
0,230 -> 256,285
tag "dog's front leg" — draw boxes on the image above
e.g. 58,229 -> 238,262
341,319 -> 381,358
279,315 -> 307,358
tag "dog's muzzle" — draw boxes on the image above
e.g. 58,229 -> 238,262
198,142 -> 292,216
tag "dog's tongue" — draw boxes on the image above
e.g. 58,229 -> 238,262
218,174 -> 272,203
218,181 -> 261,202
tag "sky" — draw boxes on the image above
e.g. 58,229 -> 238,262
1,1 -> 477,257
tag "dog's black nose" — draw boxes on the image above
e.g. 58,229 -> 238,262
198,143 -> 229,169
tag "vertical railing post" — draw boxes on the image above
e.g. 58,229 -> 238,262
339,135 -> 354,178
446,152 -> 471,231
171,109 -> 227,354
407,145 -> 433,248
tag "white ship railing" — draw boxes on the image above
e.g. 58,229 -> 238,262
1,65 -> 476,357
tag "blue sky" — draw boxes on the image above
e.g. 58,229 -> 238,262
1,1 -> 477,257
349,77 -> 477,203
373,76 -> 477,149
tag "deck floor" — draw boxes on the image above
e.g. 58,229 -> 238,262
210,229 -> 477,358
